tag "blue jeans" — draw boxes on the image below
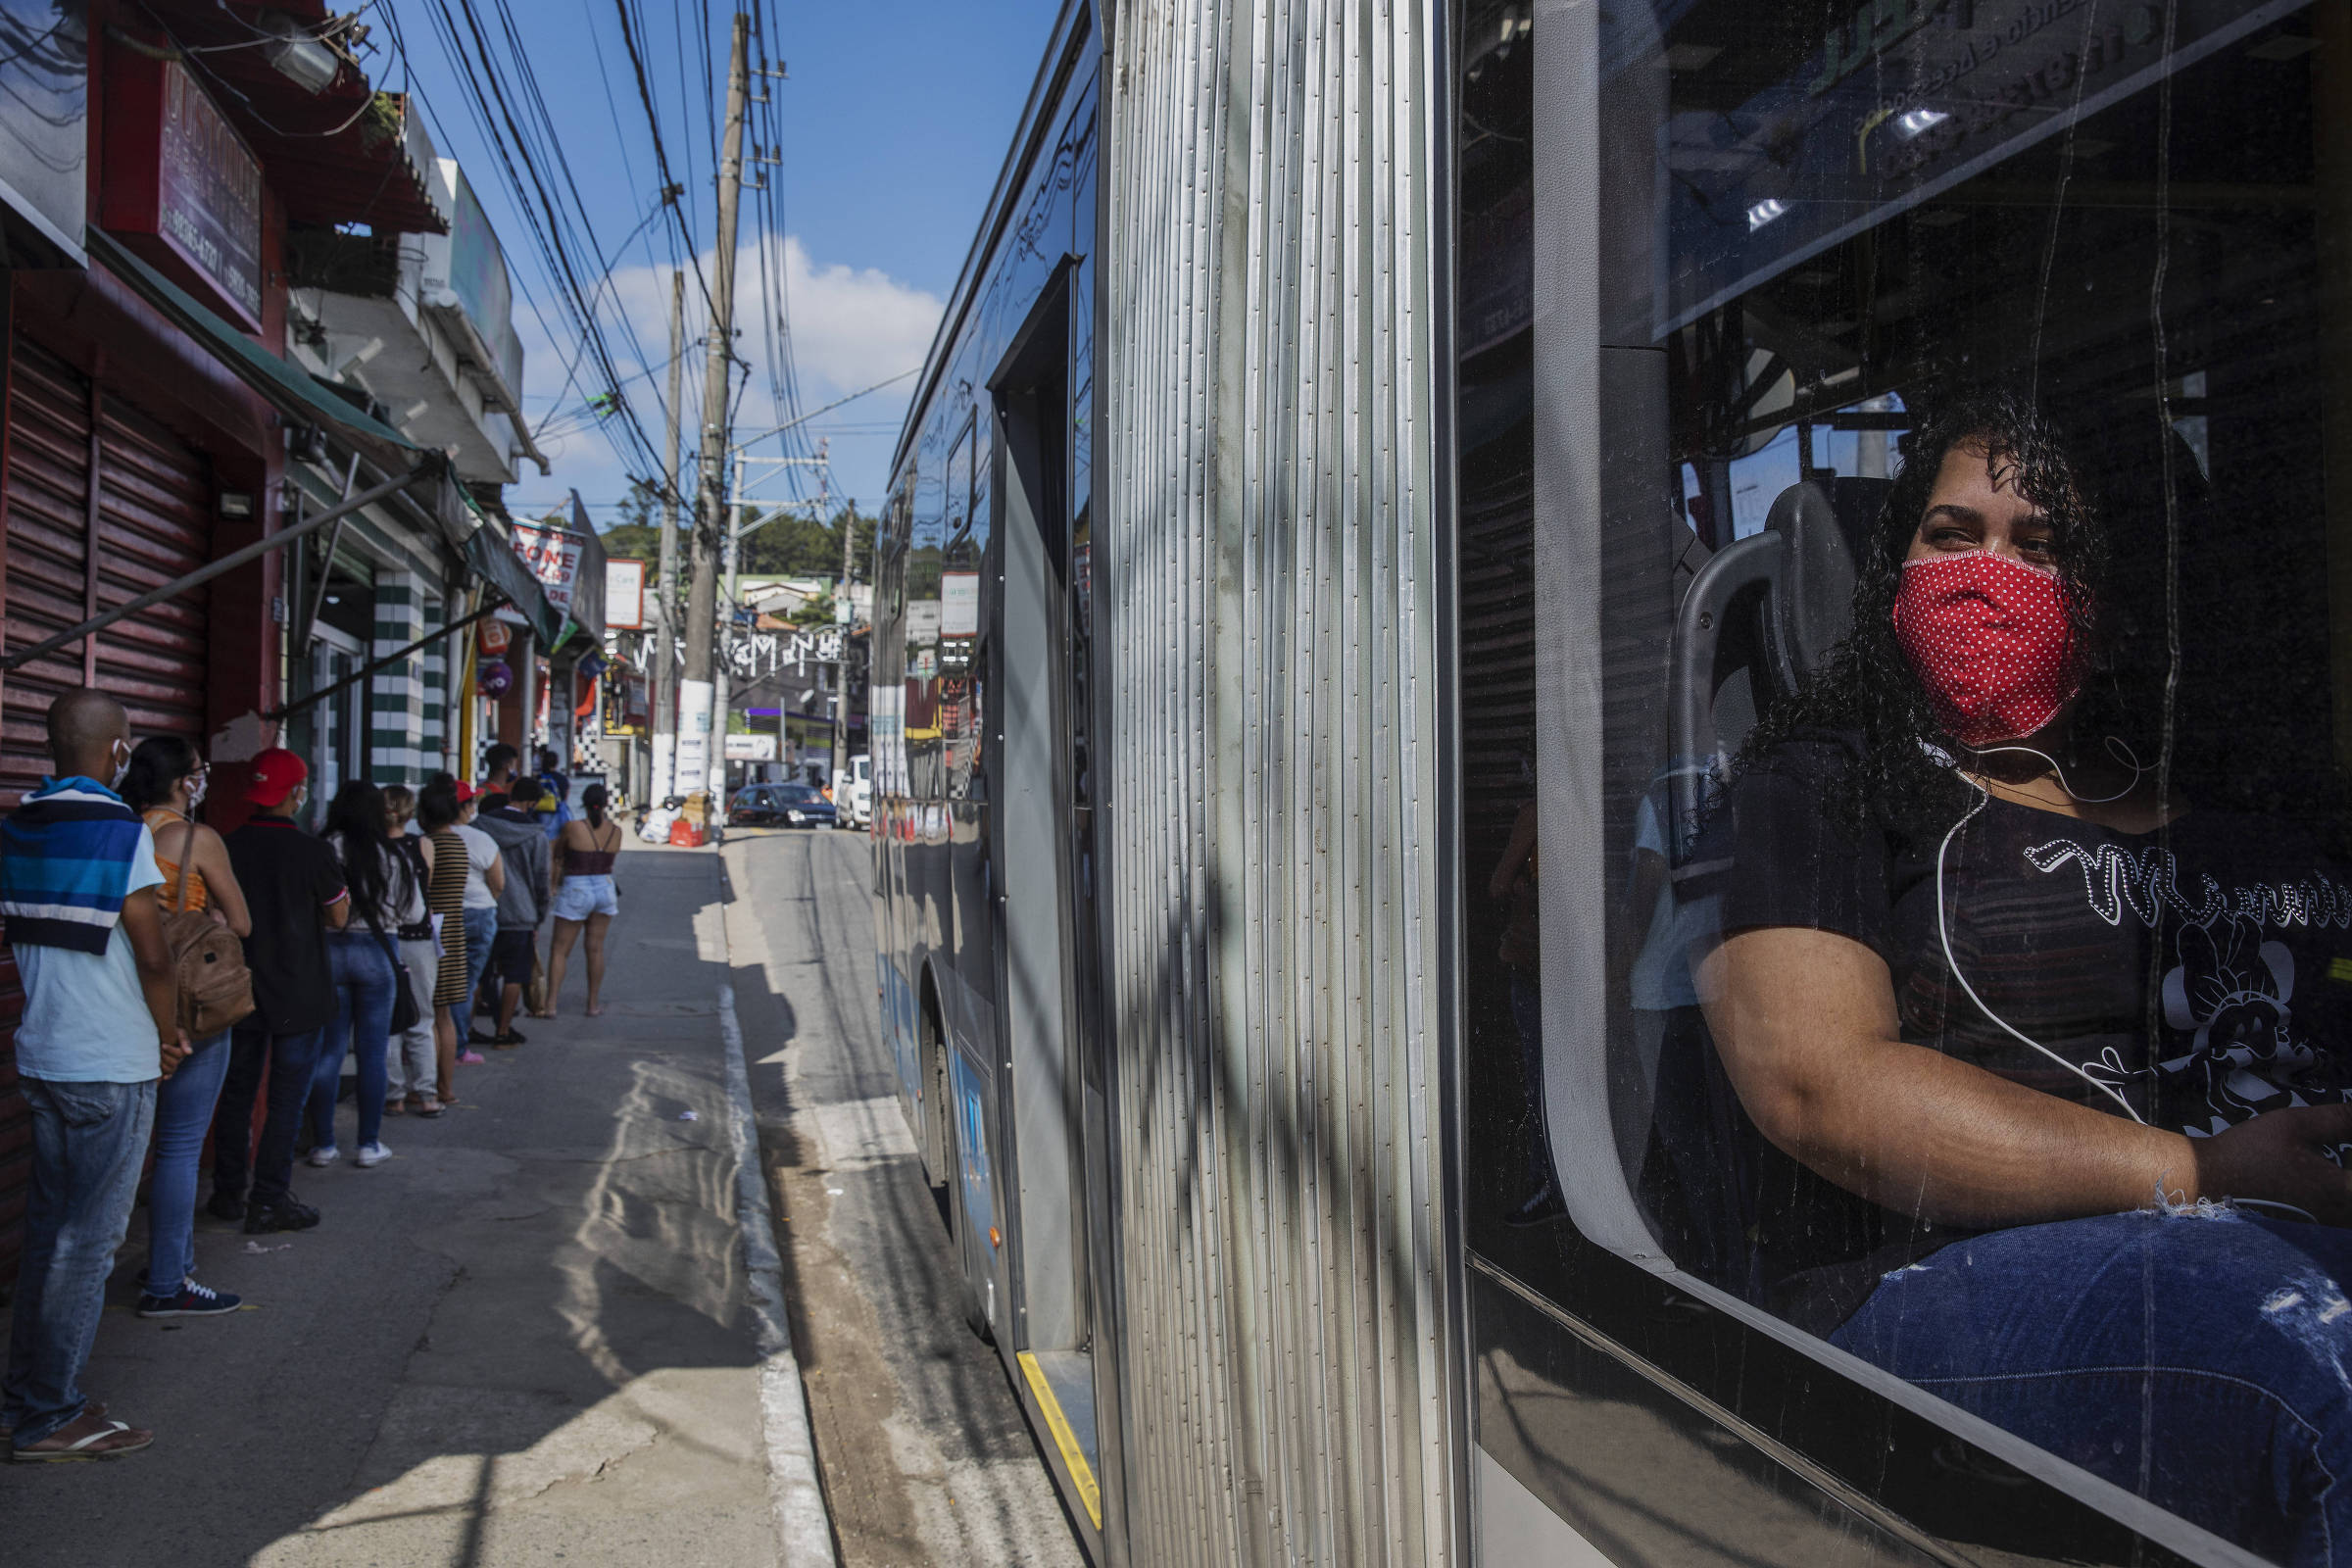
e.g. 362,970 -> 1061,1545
143,1029 -> 231,1293
309,932 -> 396,1151
1834,1208 -> 2352,1566
212,1023 -> 326,1208
5,1077 -> 156,1448
459,904 -> 498,1031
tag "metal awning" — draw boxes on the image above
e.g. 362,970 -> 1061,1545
461,499 -> 565,648
90,227 -> 420,477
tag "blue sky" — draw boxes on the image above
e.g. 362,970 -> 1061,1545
380,1 -> 1065,525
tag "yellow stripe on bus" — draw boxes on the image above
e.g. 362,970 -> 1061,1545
1017,1350 -> 1102,1530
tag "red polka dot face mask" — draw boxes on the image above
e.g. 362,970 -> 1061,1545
1891,549 -> 2083,749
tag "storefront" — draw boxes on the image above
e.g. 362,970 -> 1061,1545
0,3 -> 549,1285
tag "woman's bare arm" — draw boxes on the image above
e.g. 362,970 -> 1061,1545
1698,925 -> 2352,1227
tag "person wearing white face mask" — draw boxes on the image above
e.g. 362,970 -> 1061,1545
121,738 -> 251,1318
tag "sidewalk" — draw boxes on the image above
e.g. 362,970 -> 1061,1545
1,845 -> 789,1566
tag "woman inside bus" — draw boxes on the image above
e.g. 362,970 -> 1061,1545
1693,384 -> 2352,1565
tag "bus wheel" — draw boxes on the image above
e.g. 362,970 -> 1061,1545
927,1005 -> 993,1344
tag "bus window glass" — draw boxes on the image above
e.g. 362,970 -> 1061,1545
906,421 -> 959,799
944,415 -> 987,798
1468,0 -> 2352,1556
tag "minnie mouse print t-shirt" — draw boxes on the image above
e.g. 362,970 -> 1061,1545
1693,732 -> 2352,1327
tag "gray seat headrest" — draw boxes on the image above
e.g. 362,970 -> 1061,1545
1766,476 -> 1889,676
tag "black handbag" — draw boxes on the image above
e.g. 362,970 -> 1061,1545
380,932 -> 423,1033
364,839 -> 424,1033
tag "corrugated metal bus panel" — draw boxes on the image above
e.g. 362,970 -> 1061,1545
1100,4 -> 1452,1563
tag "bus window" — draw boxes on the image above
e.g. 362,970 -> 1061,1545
1478,0 -> 2352,1558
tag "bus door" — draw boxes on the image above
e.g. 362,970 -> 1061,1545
991,257 -> 1109,1530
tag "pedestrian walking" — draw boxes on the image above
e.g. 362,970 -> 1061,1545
477,743 -> 519,811
474,776 -> 550,1046
121,736 -> 252,1318
450,781 -> 505,1050
380,786 -> 438,1116
545,784 -> 621,1017
211,749 -> 348,1234
415,777 -> 472,1110
304,783 -> 411,1169
0,690 -> 183,1460
531,745 -> 571,840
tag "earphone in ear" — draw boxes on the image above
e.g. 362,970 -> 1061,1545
1965,734 -> 2151,806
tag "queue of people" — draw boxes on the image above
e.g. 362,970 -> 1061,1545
0,691 -> 623,1460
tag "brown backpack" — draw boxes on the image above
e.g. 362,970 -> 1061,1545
163,820 -> 254,1037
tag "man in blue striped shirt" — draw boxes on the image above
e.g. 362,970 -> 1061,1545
1,689 -> 185,1461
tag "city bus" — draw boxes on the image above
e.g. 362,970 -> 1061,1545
869,2 -> 2339,1564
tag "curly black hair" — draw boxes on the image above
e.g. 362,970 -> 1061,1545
1725,381 -> 2205,834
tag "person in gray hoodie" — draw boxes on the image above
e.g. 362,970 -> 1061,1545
474,776 -> 551,1047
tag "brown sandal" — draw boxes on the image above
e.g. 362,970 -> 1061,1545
13,1407 -> 150,1462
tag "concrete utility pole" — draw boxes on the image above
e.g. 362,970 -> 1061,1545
829,480 -> 854,802
678,9 -> 751,819
652,269 -> 685,804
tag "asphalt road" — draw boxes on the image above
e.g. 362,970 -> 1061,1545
723,825 -> 1085,1568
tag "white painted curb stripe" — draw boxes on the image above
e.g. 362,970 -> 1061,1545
720,976 -> 840,1567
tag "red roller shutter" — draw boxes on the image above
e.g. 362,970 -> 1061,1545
0,338 -> 215,1283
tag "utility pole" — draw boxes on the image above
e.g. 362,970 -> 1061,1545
651,270 -> 685,805
829,471 -> 855,805
679,10 -> 750,824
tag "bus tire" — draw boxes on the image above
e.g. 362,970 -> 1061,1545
927,1001 -> 993,1345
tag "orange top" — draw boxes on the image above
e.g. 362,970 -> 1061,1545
143,808 -> 208,912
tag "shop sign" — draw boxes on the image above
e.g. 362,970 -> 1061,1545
1658,0 -> 2287,334
723,732 -> 779,761
102,56 -> 263,330
606,557 -> 646,630
511,520 -> 585,616
419,163 -> 525,402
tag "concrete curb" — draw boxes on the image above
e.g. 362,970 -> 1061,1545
704,864 -> 840,1567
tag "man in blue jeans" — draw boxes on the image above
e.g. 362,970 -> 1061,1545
0,690 -> 187,1460
208,748 -> 348,1232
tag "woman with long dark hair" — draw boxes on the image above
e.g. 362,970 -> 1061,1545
545,783 -> 621,1016
1692,384 -> 2352,1558
416,776 -> 471,1110
120,737 -> 251,1317
304,782 -> 412,1166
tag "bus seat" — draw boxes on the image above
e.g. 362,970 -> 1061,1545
1666,477 -> 1888,849
1643,475 -> 1888,1300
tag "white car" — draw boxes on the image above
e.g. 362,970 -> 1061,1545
844,754 -> 871,829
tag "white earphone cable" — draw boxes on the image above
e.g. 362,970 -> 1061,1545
1936,783 -> 2147,1124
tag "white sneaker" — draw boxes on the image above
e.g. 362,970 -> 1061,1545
355,1141 -> 392,1169
307,1145 -> 340,1168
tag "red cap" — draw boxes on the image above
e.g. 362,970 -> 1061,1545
455,780 -> 479,804
246,747 -> 308,808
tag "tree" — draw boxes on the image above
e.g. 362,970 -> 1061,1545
595,475 -> 666,566
733,502 -> 881,585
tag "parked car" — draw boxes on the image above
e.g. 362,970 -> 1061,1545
843,754 -> 871,829
731,782 -> 836,829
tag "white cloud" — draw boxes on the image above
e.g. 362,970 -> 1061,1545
510,232 -> 943,520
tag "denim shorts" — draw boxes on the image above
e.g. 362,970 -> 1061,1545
550,874 -> 619,921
